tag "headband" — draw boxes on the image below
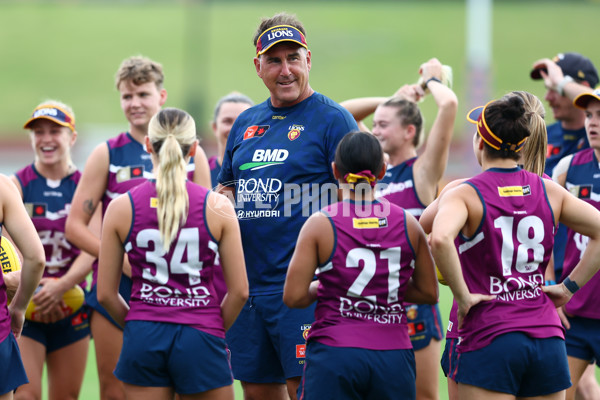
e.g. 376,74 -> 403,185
23,105 -> 75,132
467,102 -> 526,153
256,25 -> 307,56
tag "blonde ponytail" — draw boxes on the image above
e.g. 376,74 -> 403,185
513,91 -> 547,177
148,108 -> 197,250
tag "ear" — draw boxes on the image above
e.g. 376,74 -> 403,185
159,89 -> 168,106
188,140 -> 198,157
144,136 -> 153,154
377,163 -> 387,180
306,49 -> 312,72
254,57 -> 262,78
70,130 -> 78,147
405,124 -> 417,141
332,161 -> 341,180
211,121 -> 218,135
477,135 -> 485,150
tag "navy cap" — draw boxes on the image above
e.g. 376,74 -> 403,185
531,52 -> 598,88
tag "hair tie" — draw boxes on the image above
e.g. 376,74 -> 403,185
344,170 -> 377,189
467,103 -> 527,153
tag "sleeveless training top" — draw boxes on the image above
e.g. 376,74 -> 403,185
92,132 -> 196,284
209,155 -> 221,189
124,180 -> 224,337
562,148 -> 600,319
308,200 -> 416,350
456,167 -> 563,352
207,155 -> 226,302
376,157 -> 426,219
15,164 -> 82,282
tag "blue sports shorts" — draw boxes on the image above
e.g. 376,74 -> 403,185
298,341 -> 415,400
86,274 -> 131,330
564,315 -> 600,363
456,332 -> 571,397
0,332 -> 28,395
406,303 -> 444,351
21,305 -> 90,352
440,337 -> 459,380
115,320 -> 232,394
226,293 -> 315,383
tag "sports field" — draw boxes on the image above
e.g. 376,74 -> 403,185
1,0 -> 598,148
69,285 -> 453,399
7,0 -> 600,398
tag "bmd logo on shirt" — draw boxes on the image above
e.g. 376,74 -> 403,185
239,149 -> 289,171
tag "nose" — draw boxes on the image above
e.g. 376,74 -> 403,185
544,89 -> 556,103
130,95 -> 142,108
37,130 -> 53,141
280,60 -> 291,76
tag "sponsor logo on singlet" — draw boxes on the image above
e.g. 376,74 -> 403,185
569,184 -> 592,199
25,203 -> 47,217
116,165 -> 144,183
352,217 -> 388,229
497,185 -> 531,197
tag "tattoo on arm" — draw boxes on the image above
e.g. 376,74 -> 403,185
83,199 -> 96,216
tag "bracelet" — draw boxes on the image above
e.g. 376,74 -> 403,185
422,77 -> 442,89
563,276 -> 580,294
555,75 -> 574,96
544,280 -> 556,286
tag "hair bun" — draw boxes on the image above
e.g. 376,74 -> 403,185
502,96 -> 526,120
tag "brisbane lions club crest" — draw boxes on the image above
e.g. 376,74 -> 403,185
288,124 -> 304,141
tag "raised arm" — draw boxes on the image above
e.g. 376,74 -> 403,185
533,58 -> 594,99
339,97 -> 390,131
413,59 -> 458,205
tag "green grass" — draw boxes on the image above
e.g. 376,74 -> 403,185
43,285 -> 453,399
1,0 -> 599,146
16,0 -> 600,397
43,283 -> 600,398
